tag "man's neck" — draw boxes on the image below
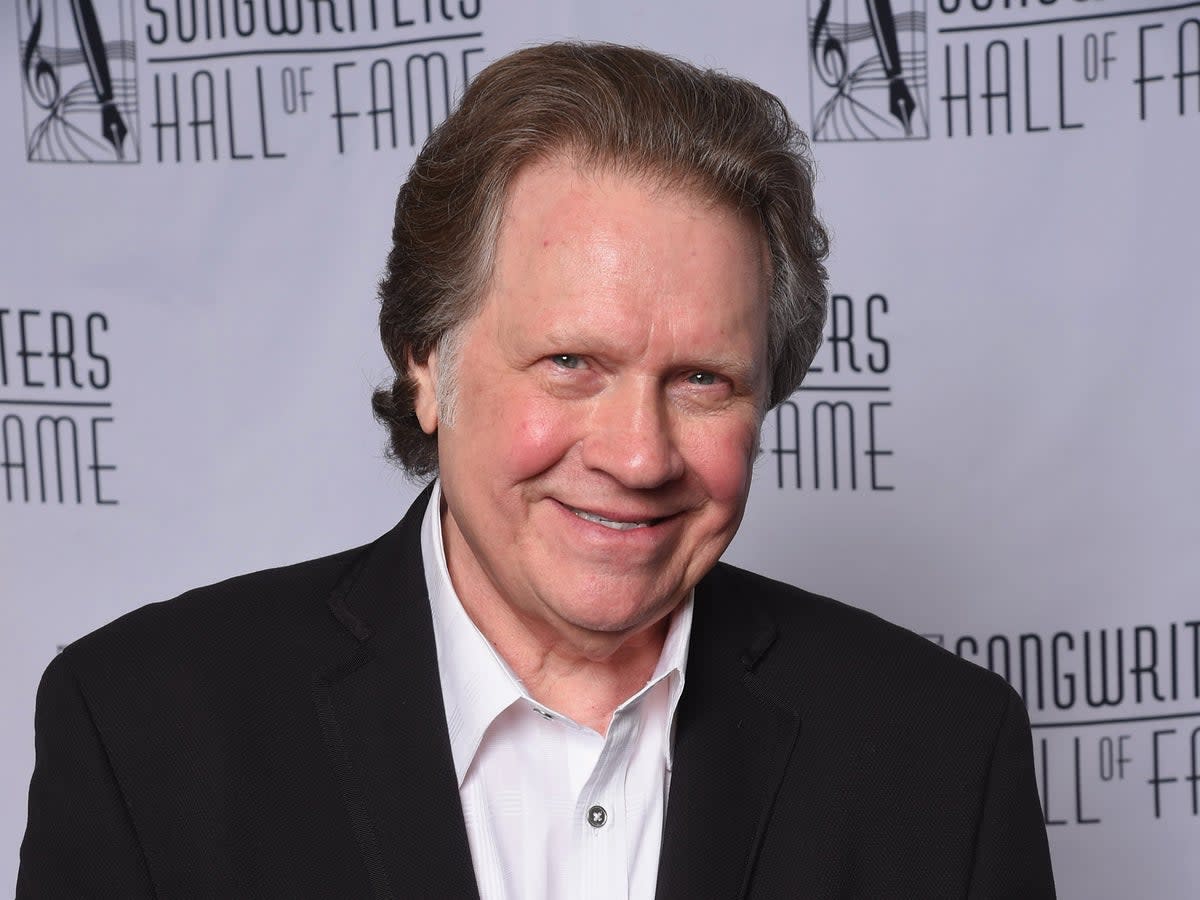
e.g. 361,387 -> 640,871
454,585 -> 671,735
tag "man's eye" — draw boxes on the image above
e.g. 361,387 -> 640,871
551,354 -> 585,370
687,371 -> 718,386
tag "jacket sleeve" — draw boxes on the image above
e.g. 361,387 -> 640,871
17,652 -> 156,899
966,683 -> 1057,899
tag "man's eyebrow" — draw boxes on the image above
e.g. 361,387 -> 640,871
536,328 -> 621,355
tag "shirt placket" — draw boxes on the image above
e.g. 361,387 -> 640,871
573,705 -> 643,900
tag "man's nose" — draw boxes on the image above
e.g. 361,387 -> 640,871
581,379 -> 686,489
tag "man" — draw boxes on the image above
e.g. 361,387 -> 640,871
19,43 -> 1054,898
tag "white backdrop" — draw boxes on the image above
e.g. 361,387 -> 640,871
3,1 -> 1198,896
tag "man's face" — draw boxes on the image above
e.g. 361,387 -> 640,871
411,157 -> 771,656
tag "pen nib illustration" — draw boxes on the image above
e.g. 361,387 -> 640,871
889,77 -> 916,137
100,101 -> 128,160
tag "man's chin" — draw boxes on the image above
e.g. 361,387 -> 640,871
547,592 -> 683,648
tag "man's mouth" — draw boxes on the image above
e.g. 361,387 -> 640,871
567,506 -> 663,531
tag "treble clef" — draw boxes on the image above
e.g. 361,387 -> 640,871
810,0 -> 847,89
22,0 -> 61,110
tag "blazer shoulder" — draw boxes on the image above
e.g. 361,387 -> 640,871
705,561 -> 1016,708
58,542 -> 373,682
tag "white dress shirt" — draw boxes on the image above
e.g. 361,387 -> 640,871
420,481 -> 693,900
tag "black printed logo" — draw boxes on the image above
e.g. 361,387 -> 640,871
808,0 -> 929,141
17,0 -> 139,163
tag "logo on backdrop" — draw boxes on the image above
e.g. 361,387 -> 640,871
808,0 -> 930,141
16,0 -> 140,163
927,621 -> 1200,826
0,308 -> 117,506
810,1 -> 1200,140
14,0 -> 489,165
764,291 -> 894,491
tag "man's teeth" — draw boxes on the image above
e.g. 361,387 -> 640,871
570,508 -> 652,530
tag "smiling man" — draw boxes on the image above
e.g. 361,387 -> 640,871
20,43 -> 1054,899
415,157 -> 770,732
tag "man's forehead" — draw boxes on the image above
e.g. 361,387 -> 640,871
496,160 -> 759,276
502,153 -> 757,229
494,156 -> 771,279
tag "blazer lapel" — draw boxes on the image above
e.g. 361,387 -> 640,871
312,486 -> 480,900
655,572 -> 801,900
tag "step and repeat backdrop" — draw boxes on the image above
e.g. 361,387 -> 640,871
2,0 -> 1197,895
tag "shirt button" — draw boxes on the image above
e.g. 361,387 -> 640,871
534,708 -> 553,720
587,805 -> 608,828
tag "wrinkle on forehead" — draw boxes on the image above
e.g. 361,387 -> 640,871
497,157 -> 770,301
501,152 -> 770,263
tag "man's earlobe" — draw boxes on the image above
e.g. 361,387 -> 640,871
409,349 -> 439,435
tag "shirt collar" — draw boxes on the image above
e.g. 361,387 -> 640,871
647,586 -> 692,772
421,480 -> 695,785
422,480 -> 524,787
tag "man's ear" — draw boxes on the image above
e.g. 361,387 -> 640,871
409,348 -> 439,435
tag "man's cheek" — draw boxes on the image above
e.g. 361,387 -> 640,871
692,425 -> 758,503
503,404 -> 576,478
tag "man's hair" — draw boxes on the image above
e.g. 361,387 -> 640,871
373,41 -> 830,477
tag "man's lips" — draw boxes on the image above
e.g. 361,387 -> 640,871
555,500 -> 677,531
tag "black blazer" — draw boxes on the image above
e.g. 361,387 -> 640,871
18,489 -> 1054,898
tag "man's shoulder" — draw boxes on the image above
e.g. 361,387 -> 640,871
56,542 -> 374,688
703,561 -> 1016,716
